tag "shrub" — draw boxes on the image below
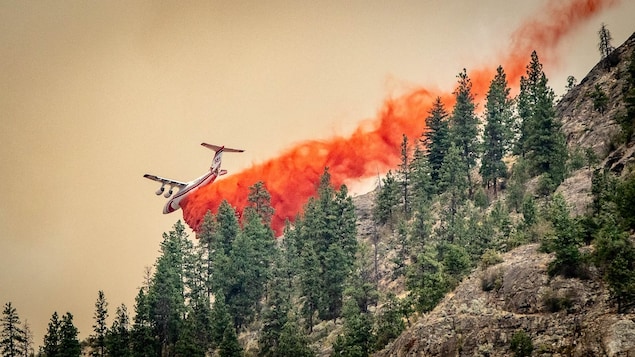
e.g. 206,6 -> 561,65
510,330 -> 533,357
480,249 -> 503,269
541,288 -> 575,313
481,268 -> 504,292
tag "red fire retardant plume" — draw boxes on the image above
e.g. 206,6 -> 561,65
181,0 -> 618,236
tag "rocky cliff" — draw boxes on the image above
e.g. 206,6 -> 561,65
375,244 -> 635,356
374,33 -> 635,357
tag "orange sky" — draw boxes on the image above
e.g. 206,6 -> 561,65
1,0 -> 634,348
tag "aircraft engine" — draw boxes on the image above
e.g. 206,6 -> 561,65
164,187 -> 173,198
155,186 -> 165,195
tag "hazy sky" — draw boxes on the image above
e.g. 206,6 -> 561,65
1,0 -> 634,347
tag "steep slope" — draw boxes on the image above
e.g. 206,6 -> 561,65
374,33 -> 635,357
558,32 -> 635,163
375,244 -> 635,356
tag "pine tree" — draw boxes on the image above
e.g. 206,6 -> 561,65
406,252 -> 447,313
591,84 -> 609,114
598,23 -> 615,68
544,194 -> 583,278
224,228 -> 262,329
374,294 -> 405,350
105,304 -> 131,357
294,168 -> 357,323
21,320 -> 33,357
217,200 -> 240,255
438,144 -> 468,242
594,223 -> 635,313
276,316 -> 314,357
131,289 -> 159,356
373,170 -> 399,225
147,221 -> 189,354
59,312 -> 81,357
298,238 -> 321,332
43,312 -> 61,357
247,181 -> 275,227
174,307 -> 207,357
218,323 -> 242,357
450,69 -> 480,196
197,211 -> 217,301
423,97 -> 451,184
331,300 -> 375,357
210,295 -> 233,350
1,302 -> 24,357
258,250 -> 292,357
518,51 -> 566,193
344,244 -> 379,314
410,145 -> 434,206
481,65 -> 513,194
91,290 -> 108,357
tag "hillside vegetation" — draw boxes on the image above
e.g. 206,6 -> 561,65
2,30 -> 635,357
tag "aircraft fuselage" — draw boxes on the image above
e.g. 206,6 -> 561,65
163,170 -> 218,214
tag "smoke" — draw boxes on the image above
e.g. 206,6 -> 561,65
181,0 -> 617,236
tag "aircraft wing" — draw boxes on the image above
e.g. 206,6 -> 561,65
143,174 -> 187,189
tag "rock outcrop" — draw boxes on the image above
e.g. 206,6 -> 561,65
375,32 -> 635,357
375,244 -> 635,356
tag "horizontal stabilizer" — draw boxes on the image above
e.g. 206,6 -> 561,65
201,143 -> 244,153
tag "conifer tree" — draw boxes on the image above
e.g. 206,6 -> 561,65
438,144 -> 468,242
276,316 -> 314,357
410,145 -> 434,206
217,200 -> 240,255
174,308 -> 207,357
298,238 -> 321,332
331,299 -> 375,357
450,69 -> 480,196
423,97 -> 451,184
218,323 -> 242,357
544,194 -> 583,278
373,170 -> 399,225
1,302 -> 24,357
598,23 -> 615,64
106,304 -> 131,357
517,51 -> 566,193
247,181 -> 275,227
209,295 -> 233,350
258,249 -> 293,357
91,290 -> 108,357
293,168 -> 357,323
131,289 -> 158,356
59,312 -> 81,357
223,227 -> 264,329
197,211 -> 217,301
594,223 -> 635,313
43,312 -> 61,357
374,294 -> 406,350
344,244 -> 379,314
147,221 -> 189,354
406,252 -> 447,313
21,320 -> 33,357
481,65 -> 513,194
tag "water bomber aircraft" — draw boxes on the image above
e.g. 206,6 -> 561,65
144,143 -> 244,214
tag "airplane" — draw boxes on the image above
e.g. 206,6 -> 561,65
144,143 -> 244,214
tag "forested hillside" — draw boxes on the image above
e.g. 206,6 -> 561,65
2,29 -> 635,357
